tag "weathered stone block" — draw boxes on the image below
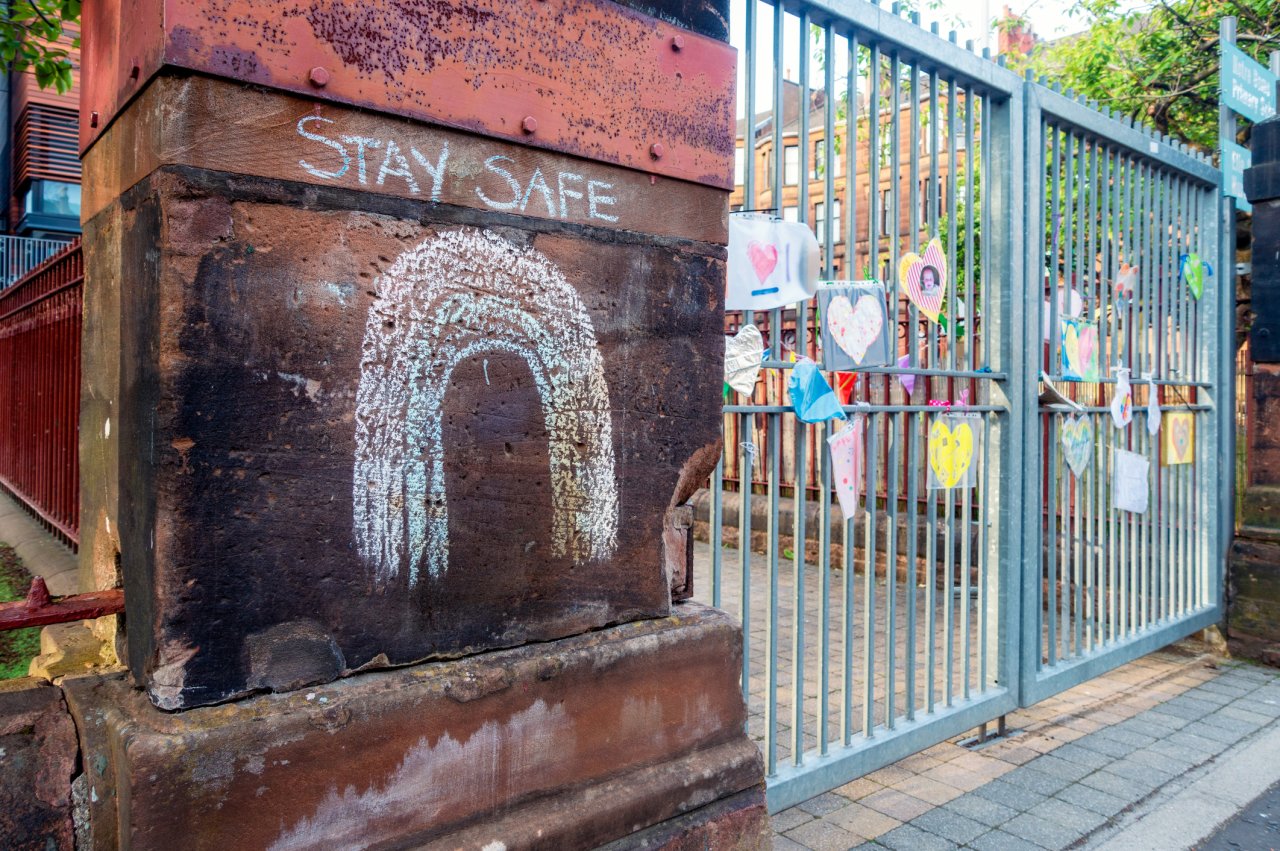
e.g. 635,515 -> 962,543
1230,537 -> 1280,640
0,678 -> 77,850
63,603 -> 762,851
84,154 -> 724,708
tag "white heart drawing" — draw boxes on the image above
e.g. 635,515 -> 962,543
827,294 -> 884,365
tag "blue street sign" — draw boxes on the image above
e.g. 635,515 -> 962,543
1224,141 -> 1253,213
1222,43 -> 1276,124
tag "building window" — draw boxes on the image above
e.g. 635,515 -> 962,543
783,206 -> 799,222
815,200 -> 843,243
784,144 -> 799,186
879,189 -> 891,235
22,180 -> 80,220
812,141 -> 824,180
734,149 -> 745,186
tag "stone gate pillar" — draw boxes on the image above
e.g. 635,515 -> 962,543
68,0 -> 768,846
1236,93 -> 1280,642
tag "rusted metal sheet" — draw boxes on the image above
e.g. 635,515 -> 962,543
64,604 -> 763,851
0,577 -> 124,631
81,0 -> 737,189
81,76 -> 729,244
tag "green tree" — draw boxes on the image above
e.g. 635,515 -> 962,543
2,0 -> 79,94
1008,0 -> 1280,151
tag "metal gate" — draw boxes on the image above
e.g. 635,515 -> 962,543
700,0 -> 1227,812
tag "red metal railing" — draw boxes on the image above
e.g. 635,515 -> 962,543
0,240 -> 82,548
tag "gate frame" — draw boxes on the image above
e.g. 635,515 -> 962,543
1016,80 -> 1225,707
716,0 -> 1229,813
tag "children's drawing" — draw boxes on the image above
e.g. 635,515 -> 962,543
927,412 -> 980,490
817,281 -> 891,371
1061,317 -> 1100,382
827,414 -> 866,519
834,371 -> 856,405
1060,415 -> 1093,478
352,229 -> 619,588
1113,449 -> 1150,513
899,238 -> 948,323
788,358 -> 846,424
1180,253 -> 1211,301
1163,412 -> 1194,465
1110,367 -> 1133,428
1146,374 -> 1161,436
727,215 -> 820,310
724,324 -> 764,396
896,354 -> 917,397
1114,264 -> 1138,301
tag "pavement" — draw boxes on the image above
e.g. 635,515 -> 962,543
767,643 -> 1280,851
0,488 -> 77,594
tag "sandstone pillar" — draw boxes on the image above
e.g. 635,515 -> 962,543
1235,92 -> 1280,640
71,0 -> 767,846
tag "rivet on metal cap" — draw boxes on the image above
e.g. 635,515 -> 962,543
650,143 -> 664,160
671,35 -> 685,51
309,67 -> 331,88
522,116 -> 538,134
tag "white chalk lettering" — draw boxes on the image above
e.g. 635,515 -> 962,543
296,116 -> 350,180
340,135 -> 383,185
587,180 -> 619,222
475,156 -> 523,210
520,168 -> 556,217
557,171 -> 584,219
375,139 -> 420,194
409,143 -> 450,202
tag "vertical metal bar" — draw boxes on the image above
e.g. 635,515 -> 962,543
841,30 -> 860,747
863,411 -> 880,736
712,458 -> 724,609
765,409 -> 781,776
905,51 -> 920,723
740,420 -> 753,705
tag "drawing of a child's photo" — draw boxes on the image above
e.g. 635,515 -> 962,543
920,264 -> 941,296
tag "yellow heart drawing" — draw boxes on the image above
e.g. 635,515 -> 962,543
929,419 -> 974,488
1063,322 -> 1080,375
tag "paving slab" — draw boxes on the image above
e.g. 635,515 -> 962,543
763,649 -> 1280,849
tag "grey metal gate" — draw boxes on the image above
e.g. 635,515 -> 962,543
700,0 -> 1227,812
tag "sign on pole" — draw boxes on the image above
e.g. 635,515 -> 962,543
1221,43 -> 1277,124
1224,140 -> 1253,213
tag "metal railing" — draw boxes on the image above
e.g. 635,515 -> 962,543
702,0 -> 1224,811
0,240 -> 82,548
0,235 -> 73,290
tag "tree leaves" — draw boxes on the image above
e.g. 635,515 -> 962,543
1009,0 -> 1279,151
1,0 -> 79,94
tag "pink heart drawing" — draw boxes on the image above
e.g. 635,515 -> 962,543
1077,325 -> 1098,378
827,294 -> 884,365
746,241 -> 778,285
899,238 -> 947,323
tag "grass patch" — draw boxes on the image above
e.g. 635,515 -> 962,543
0,544 -> 40,679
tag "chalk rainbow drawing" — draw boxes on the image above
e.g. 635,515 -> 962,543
352,229 -> 618,587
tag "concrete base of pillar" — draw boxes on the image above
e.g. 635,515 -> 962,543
63,602 -> 766,850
